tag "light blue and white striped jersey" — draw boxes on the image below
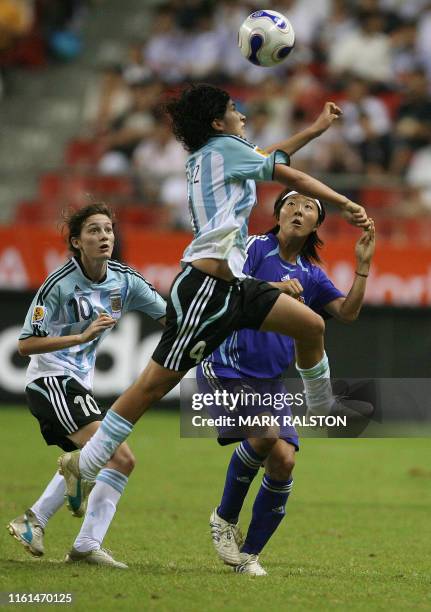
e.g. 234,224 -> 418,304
20,257 -> 166,390
182,134 -> 289,277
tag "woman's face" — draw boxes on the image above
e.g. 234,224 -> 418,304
72,214 -> 114,261
278,194 -> 320,238
213,99 -> 246,138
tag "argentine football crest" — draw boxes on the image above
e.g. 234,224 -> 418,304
110,292 -> 122,320
254,146 -> 269,158
31,305 -> 46,327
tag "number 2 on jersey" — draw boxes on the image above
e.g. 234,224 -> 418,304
193,164 -> 200,184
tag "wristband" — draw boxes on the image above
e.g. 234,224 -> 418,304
355,271 -> 368,278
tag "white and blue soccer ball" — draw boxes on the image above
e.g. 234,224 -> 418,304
238,9 -> 295,67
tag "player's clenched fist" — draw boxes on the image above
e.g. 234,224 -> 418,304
341,201 -> 370,229
278,278 -> 303,299
312,101 -> 343,135
80,313 -> 116,343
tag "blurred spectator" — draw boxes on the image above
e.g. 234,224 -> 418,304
275,0 -> 330,48
329,10 -> 393,84
0,0 -> 33,96
37,0 -> 87,61
122,41 -> 151,86
316,0 -> 356,63
180,5 -> 221,80
391,68 -> 431,174
144,3 -> 221,82
381,0 -> 430,20
142,4 -> 184,83
285,62 -> 326,120
289,106 -> 363,175
416,7 -> 431,83
83,63 -> 132,135
389,20 -> 419,83
0,0 -> 88,98
251,76 -> 292,129
98,76 -> 163,174
0,0 -> 33,52
133,109 -> 188,228
133,111 -> 187,198
340,77 -> 391,173
245,103 -> 283,146
406,137 -> 431,210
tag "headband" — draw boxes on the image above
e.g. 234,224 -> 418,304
281,190 -> 323,216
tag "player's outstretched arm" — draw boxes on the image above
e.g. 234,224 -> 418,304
18,313 -> 116,356
273,163 -> 370,228
265,102 -> 342,156
325,220 -> 376,322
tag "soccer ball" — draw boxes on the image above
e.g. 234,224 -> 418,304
238,10 -> 295,67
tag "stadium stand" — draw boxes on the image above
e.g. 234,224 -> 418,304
1,0 -> 431,242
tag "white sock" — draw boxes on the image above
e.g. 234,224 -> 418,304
79,409 -> 133,481
31,472 -> 66,529
73,468 -> 128,553
296,352 -> 334,417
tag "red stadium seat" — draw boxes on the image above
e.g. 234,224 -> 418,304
15,200 -> 59,224
116,204 -> 171,228
65,139 -> 102,167
38,172 -> 134,207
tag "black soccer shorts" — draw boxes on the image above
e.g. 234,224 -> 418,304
26,376 -> 107,451
152,264 -> 280,372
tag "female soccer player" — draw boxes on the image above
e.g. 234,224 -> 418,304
7,203 -> 166,568
58,85 -> 371,527
197,189 -> 376,575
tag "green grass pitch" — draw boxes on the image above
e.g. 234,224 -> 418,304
0,407 -> 430,611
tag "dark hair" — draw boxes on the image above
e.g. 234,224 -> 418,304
269,189 -> 326,263
62,203 -> 115,256
165,84 -> 230,152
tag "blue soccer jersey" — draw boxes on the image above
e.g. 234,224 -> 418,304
182,135 -> 289,278
201,232 -> 344,379
20,257 -> 166,390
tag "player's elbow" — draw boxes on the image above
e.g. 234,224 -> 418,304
338,311 -> 359,323
18,340 -> 30,356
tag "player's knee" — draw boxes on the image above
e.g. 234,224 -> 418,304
268,454 -> 295,480
294,312 -> 324,343
110,447 -> 136,475
251,435 -> 278,456
308,313 -> 325,338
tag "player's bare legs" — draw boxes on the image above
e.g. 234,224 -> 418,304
264,439 -> 295,480
212,436 -> 296,575
60,421 -> 136,567
57,361 -> 185,496
261,293 -> 333,417
8,421 -> 135,565
68,421 -> 136,476
110,359 -> 185,424
61,295 -> 327,491
259,292 -> 325,367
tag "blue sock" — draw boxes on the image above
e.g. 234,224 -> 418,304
241,475 -> 293,555
217,440 -> 264,523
